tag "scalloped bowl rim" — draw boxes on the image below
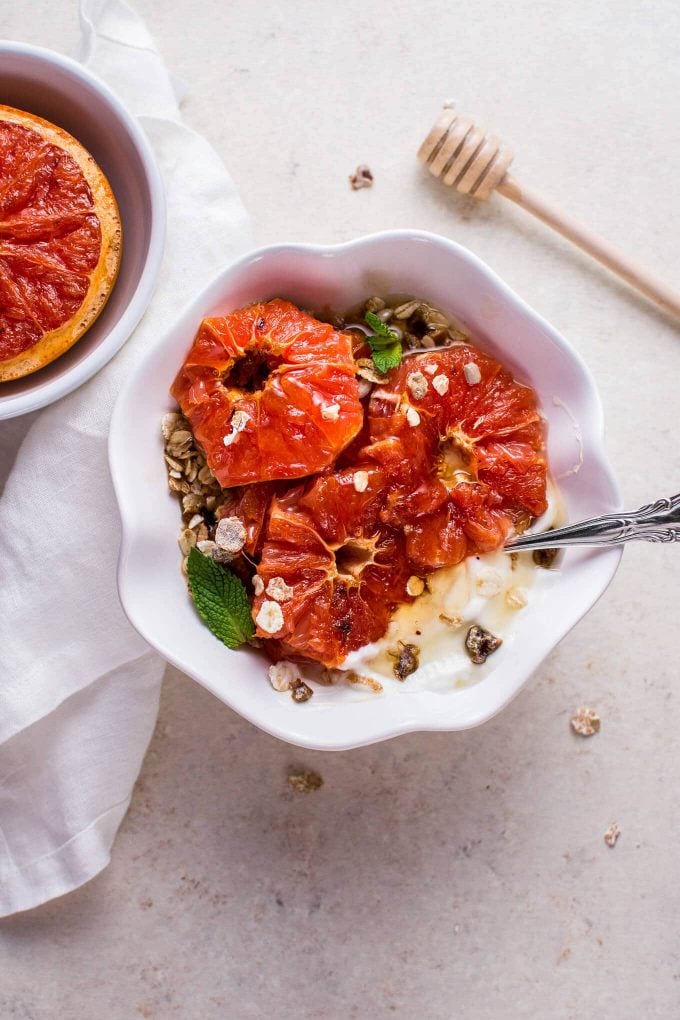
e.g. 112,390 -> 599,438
109,230 -> 623,750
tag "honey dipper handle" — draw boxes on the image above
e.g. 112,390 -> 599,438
497,174 -> 680,322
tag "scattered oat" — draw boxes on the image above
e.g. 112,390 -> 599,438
266,576 -> 294,603
346,671 -> 384,693
178,529 -> 197,557
223,409 -> 251,447
391,641 -> 420,681
405,405 -> 421,427
352,470 -> 369,493
432,373 -> 450,396
268,661 -> 300,692
505,586 -> 529,609
197,540 -> 218,556
439,612 -> 463,628
255,600 -> 284,634
291,680 -> 314,703
349,164 -> 373,190
356,358 -> 387,384
287,770 -> 323,793
406,371 -> 428,400
252,574 -> 265,596
424,363 -> 438,376
187,513 -> 203,530
321,402 -> 340,421
161,412 -> 182,440
463,362 -> 482,385
570,706 -> 601,737
533,547 -> 559,568
603,822 -> 620,848
215,516 -> 247,554
465,625 -> 502,664
406,575 -> 425,597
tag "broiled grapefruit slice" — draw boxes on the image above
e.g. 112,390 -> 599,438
0,105 -> 122,381
171,299 -> 363,487
363,344 -> 547,563
253,472 -> 413,667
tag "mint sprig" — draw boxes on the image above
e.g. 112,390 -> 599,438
364,311 -> 403,373
186,547 -> 254,649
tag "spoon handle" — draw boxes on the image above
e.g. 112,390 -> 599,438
506,494 -> 680,552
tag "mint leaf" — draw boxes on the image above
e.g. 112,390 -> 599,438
186,547 -> 254,649
365,310 -> 396,339
371,342 -> 403,373
364,311 -> 403,373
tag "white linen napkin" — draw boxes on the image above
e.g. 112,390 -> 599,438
0,0 -> 251,917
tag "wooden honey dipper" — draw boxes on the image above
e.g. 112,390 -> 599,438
418,105 -> 680,322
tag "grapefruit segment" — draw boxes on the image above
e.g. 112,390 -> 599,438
171,300 -> 363,487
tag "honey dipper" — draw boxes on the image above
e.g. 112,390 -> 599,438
418,106 -> 680,322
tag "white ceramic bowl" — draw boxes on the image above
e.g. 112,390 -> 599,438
0,42 -> 165,419
110,230 -> 622,750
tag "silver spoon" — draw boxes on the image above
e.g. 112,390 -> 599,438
506,494 -> 680,552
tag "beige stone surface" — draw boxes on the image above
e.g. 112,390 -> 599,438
1,1 -> 679,1017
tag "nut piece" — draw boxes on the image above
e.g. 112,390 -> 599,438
255,600 -> 284,634
266,576 -> 294,603
405,405 -> 421,427
215,516 -> 247,554
349,164 -> 373,190
406,371 -> 428,400
570,706 -> 601,737
463,362 -> 482,385
406,575 -> 425,597
291,680 -> 314,703
353,470 -> 369,493
603,822 -> 621,848
533,547 -> 559,568
252,574 -> 265,596
465,624 -> 502,664
391,641 -> 420,681
287,770 -> 323,793
321,402 -> 340,421
268,661 -> 300,692
432,373 -> 450,396
424,363 -> 438,376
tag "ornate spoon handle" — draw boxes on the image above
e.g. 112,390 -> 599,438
506,494 -> 680,552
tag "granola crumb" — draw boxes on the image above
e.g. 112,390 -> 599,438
505,586 -> 529,609
570,705 -> 601,737
266,576 -> 294,603
287,770 -> 323,793
465,624 -> 502,664
463,361 -> 482,385
214,516 -> 247,554
321,402 -> 340,421
252,574 -> 265,596
349,164 -> 373,190
439,612 -> 463,628
291,679 -> 314,703
424,362 -> 438,376
432,373 -> 450,396
353,470 -> 369,493
406,575 -> 425,597
533,547 -> 559,568
405,405 -> 421,427
603,822 -> 620,848
255,600 -> 284,634
268,661 -> 300,692
390,641 -> 420,681
406,371 -> 428,400
346,671 -> 383,693
223,409 -> 250,446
